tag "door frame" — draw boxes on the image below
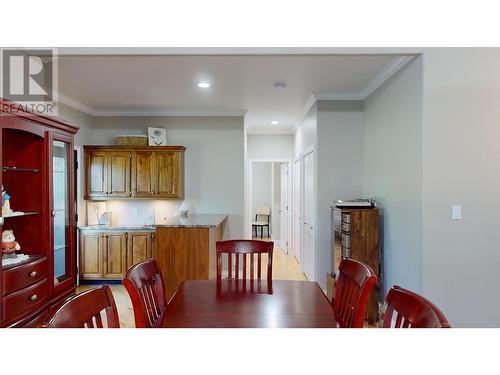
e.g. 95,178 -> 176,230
246,159 -> 293,250
301,146 -> 315,281
292,144 -> 315,280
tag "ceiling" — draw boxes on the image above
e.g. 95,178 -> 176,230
57,54 -> 414,133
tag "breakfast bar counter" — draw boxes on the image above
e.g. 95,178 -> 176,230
155,214 -> 227,300
155,214 -> 227,228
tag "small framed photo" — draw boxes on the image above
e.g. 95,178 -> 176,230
148,127 -> 167,146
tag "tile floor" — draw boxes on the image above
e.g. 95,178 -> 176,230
77,239 -> 307,328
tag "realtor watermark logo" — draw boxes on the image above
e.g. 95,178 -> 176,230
1,48 -> 58,115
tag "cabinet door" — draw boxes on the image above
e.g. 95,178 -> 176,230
79,233 -> 102,279
102,233 -> 127,279
108,152 -> 131,197
156,151 -> 183,199
85,151 -> 108,199
127,232 -> 153,268
131,151 -> 156,197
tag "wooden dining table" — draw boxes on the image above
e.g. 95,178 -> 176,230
156,279 -> 339,328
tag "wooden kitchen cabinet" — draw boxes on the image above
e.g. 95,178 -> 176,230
131,151 -> 155,197
84,146 -> 185,200
79,230 -> 156,281
102,232 -> 128,279
127,231 -> 155,266
85,150 -> 108,199
156,151 -> 182,198
79,233 -> 103,280
107,151 -> 131,198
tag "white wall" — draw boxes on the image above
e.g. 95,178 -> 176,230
293,101 -> 364,288
363,57 -> 423,297
87,116 -> 245,239
294,104 -> 317,158
315,101 -> 364,288
421,49 -> 500,327
251,162 -> 272,236
247,134 -> 294,159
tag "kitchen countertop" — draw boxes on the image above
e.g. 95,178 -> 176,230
155,214 -> 227,228
78,214 -> 227,230
78,225 -> 156,231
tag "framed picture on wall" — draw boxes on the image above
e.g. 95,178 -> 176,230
148,127 -> 167,146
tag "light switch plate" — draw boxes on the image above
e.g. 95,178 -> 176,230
452,205 -> 462,220
132,208 -> 138,216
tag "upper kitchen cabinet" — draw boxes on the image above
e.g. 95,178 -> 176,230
84,146 -> 185,200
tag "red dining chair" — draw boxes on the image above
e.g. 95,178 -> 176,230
382,285 -> 450,328
123,258 -> 167,328
333,258 -> 377,328
216,240 -> 274,280
44,285 -> 120,328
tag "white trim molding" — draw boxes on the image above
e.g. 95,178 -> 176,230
292,55 -> 416,131
358,56 -> 415,99
57,93 -> 248,117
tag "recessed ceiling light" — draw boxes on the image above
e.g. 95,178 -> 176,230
198,82 -> 210,88
271,120 -> 279,125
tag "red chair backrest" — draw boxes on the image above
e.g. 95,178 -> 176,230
382,285 -> 450,328
123,258 -> 166,328
45,285 -> 119,328
333,258 -> 377,328
216,240 -> 273,280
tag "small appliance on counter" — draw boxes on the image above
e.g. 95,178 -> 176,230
334,198 -> 376,208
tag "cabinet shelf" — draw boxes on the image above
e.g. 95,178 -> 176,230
3,211 -> 40,219
3,166 -> 40,172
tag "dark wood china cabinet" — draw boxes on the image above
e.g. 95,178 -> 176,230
0,99 -> 79,327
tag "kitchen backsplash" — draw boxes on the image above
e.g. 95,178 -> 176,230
95,200 -> 184,226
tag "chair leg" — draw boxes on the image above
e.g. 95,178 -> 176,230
260,226 -> 263,239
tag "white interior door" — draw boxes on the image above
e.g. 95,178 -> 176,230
280,163 -> 288,254
303,151 -> 315,281
293,159 -> 302,265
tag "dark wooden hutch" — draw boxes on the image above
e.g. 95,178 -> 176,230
1,99 -> 79,327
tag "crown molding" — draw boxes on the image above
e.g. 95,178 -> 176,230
57,92 -> 97,116
56,92 -> 246,117
89,108 -> 247,117
292,55 -> 417,132
358,56 -> 415,99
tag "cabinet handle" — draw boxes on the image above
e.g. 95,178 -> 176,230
29,271 -> 37,278
29,294 -> 38,301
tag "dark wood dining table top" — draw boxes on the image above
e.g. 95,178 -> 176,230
156,279 -> 339,328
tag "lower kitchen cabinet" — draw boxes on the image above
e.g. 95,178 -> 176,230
79,230 -> 156,281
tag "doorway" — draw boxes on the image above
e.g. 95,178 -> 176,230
247,159 -> 292,252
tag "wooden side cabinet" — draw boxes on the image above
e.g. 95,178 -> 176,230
79,230 -> 156,281
332,207 -> 380,324
84,146 -> 185,200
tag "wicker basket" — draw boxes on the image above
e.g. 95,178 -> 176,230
115,135 -> 148,146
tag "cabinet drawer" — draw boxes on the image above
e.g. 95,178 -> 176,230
3,257 -> 48,295
2,278 -> 48,322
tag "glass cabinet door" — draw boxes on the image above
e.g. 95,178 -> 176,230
52,140 -> 70,285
